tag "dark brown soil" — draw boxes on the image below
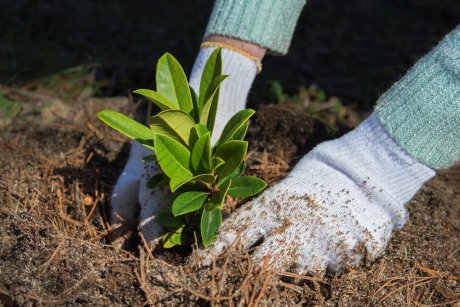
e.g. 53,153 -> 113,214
0,97 -> 458,306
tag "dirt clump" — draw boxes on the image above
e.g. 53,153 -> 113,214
249,104 -> 315,160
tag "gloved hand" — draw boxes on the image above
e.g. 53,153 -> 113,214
109,141 -> 166,247
109,46 -> 258,247
198,114 -> 435,275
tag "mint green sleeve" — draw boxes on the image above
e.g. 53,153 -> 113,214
375,25 -> 460,169
205,0 -> 306,55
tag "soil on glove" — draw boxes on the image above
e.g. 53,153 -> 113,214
0,96 -> 458,306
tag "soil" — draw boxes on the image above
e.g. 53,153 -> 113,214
0,96 -> 458,306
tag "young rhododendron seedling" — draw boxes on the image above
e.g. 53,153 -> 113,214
97,49 -> 267,248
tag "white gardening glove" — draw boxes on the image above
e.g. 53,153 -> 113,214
200,114 -> 435,275
109,142 -> 165,246
110,46 -> 258,246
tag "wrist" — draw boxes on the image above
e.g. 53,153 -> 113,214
203,35 -> 265,73
204,35 -> 266,61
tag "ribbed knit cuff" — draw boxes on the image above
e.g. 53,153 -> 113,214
356,114 -> 435,204
205,0 -> 306,55
375,25 -> 460,169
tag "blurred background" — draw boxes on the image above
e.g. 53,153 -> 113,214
1,0 -> 459,108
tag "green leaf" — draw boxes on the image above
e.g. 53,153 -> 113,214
203,75 -> 228,103
190,86 -> 200,122
200,98 -> 212,128
172,191 -> 208,216
210,157 -> 225,170
189,124 -> 208,149
209,178 -> 231,210
170,230 -> 190,245
97,110 -> 154,149
133,89 -> 177,110
218,109 -> 255,145
214,140 -> 248,179
154,134 -> 193,191
218,161 -> 246,188
231,161 -> 247,179
169,173 -> 215,192
156,53 -> 193,113
163,230 -> 188,248
199,48 -> 222,108
199,75 -> 228,132
162,233 -> 177,248
155,212 -> 185,228
233,122 -> 249,141
189,123 -> 209,147
201,207 -> 222,247
198,176 -> 228,250
193,123 -> 209,137
170,178 -> 192,193
228,176 -> 267,198
190,132 -> 211,173
192,174 -> 215,184
149,110 -> 195,146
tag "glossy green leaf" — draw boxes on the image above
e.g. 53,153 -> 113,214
163,229 -> 189,248
170,230 -> 189,245
189,123 -> 209,147
231,161 -> 247,179
228,176 -> 267,198
170,177 -> 193,192
190,86 -> 200,122
210,157 -> 225,170
199,75 -> 228,132
190,132 -> 211,173
97,110 -> 154,149
214,140 -> 248,179
154,134 -> 193,191
133,89 -> 177,110
194,123 -> 209,137
233,122 -> 249,141
218,161 -> 246,188
172,191 -> 208,216
201,207 -> 222,247
209,178 -> 231,210
203,74 -> 227,107
200,99 -> 212,130
149,110 -> 195,146
199,48 -> 222,107
218,109 -> 255,145
162,233 -> 177,248
155,212 -> 185,228
156,53 -> 193,113
192,174 -> 215,184
169,173 -> 215,192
